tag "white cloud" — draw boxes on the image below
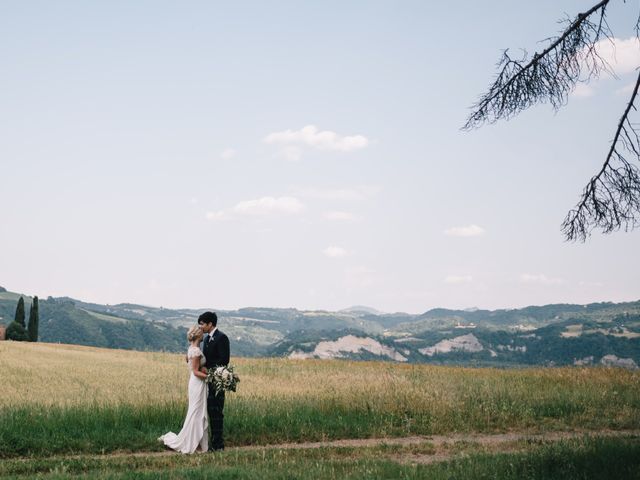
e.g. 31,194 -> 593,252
579,280 -> 605,287
323,246 -> 348,258
519,273 -> 564,285
190,197 -> 198,205
596,37 -> 640,76
444,224 -> 485,237
205,196 -> 305,221
444,275 -> 473,284
292,185 -> 380,201
233,196 -> 305,216
280,146 -> 302,162
572,38 -> 640,97
571,83 -> 595,98
264,125 -> 369,153
221,148 -> 237,160
205,210 -> 227,221
324,211 -> 357,221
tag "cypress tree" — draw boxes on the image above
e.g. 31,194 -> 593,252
14,297 -> 25,327
28,296 -> 39,342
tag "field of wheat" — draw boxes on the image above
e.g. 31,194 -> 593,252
0,341 -> 639,459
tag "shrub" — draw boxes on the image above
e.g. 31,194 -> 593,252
6,322 -> 29,341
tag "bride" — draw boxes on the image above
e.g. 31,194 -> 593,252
159,325 -> 209,453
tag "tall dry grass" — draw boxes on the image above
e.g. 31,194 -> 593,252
0,341 -> 638,457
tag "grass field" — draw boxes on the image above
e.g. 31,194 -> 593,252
1,435 -> 639,479
0,341 -> 639,476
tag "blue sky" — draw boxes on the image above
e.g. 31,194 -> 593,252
1,1 -> 639,312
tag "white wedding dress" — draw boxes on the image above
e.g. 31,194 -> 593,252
159,346 -> 209,453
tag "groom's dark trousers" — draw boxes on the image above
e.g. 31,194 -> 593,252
203,329 -> 230,450
208,389 -> 225,449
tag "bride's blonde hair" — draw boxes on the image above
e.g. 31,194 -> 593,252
187,325 -> 203,343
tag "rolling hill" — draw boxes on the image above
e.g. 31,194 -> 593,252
1,285 -> 638,367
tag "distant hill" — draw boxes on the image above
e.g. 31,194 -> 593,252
0,286 -> 638,368
340,305 -> 387,315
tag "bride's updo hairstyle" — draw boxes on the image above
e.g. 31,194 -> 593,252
187,325 -> 203,343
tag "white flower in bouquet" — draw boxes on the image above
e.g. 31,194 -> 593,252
206,365 -> 240,396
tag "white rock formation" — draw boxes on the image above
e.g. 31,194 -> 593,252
419,333 -> 483,357
600,355 -> 639,370
574,356 -> 594,366
289,335 -> 407,362
496,344 -> 527,353
393,337 -> 422,343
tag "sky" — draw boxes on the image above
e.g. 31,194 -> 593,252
1,1 -> 639,313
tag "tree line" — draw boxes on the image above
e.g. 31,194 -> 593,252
6,296 -> 39,342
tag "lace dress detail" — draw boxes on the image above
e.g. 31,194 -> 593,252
159,346 -> 209,453
187,346 -> 205,371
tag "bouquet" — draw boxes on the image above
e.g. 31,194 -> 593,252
206,365 -> 240,396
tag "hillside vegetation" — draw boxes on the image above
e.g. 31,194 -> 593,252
1,287 -> 639,367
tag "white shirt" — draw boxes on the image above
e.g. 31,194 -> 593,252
204,327 -> 218,345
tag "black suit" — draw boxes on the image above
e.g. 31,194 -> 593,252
202,328 -> 230,450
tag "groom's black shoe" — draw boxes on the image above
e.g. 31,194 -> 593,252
209,443 -> 224,452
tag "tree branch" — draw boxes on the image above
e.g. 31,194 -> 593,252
562,69 -> 640,241
463,0 -> 611,130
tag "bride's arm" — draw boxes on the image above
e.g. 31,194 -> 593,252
191,356 -> 208,380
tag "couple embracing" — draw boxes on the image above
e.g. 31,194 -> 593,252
159,311 -> 230,453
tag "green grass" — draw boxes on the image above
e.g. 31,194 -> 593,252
1,390 -> 639,459
434,437 -> 640,480
0,436 -> 638,479
1,343 -> 638,459
80,309 -> 128,324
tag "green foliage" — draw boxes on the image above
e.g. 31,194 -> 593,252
38,299 -> 186,352
6,321 -> 28,341
27,296 -> 39,342
0,403 -> 178,458
429,437 -> 640,480
14,297 -> 25,327
0,286 -> 638,366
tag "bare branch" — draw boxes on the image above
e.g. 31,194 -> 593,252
465,0 -> 640,241
463,0 -> 612,130
627,0 -> 640,37
562,70 -> 640,241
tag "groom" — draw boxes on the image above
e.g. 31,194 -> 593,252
197,311 -> 230,452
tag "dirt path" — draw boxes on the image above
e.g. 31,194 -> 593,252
234,429 -> 640,465
12,429 -> 638,464
234,429 -> 640,451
